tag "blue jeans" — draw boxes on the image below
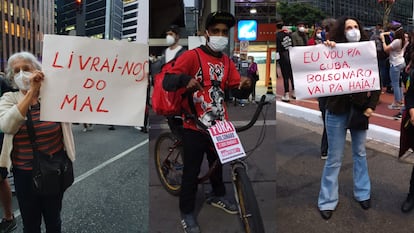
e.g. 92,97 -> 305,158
318,111 -> 371,210
389,63 -> 405,103
13,169 -> 63,233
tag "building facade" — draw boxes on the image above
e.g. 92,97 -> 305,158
0,0 -> 55,71
56,0 -> 123,40
122,0 -> 138,41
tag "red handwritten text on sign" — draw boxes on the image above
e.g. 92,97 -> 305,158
289,41 -> 380,99
52,52 -> 148,82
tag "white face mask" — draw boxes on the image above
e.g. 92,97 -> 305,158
206,33 -> 229,52
345,29 -> 361,42
14,70 -> 32,91
298,27 -> 305,33
166,35 -> 175,46
316,33 -> 322,39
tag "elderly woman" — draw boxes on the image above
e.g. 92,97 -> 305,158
2,52 -> 75,233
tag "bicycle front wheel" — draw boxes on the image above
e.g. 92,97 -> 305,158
234,166 -> 265,233
154,132 -> 183,196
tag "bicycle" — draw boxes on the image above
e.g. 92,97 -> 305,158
154,94 -> 270,233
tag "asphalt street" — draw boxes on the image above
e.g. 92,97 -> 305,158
276,112 -> 414,233
149,92 -> 277,233
3,124 -> 149,233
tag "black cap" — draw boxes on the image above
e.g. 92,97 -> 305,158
166,25 -> 180,35
205,11 -> 235,29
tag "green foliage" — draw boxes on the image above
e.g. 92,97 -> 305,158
276,2 -> 326,26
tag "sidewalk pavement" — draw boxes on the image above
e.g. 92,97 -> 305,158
273,76 -> 402,150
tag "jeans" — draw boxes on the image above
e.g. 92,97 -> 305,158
389,63 -> 405,103
13,169 -> 63,233
179,129 -> 225,214
318,111 -> 371,210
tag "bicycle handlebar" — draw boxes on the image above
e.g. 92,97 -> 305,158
235,95 -> 270,132
189,94 -> 270,132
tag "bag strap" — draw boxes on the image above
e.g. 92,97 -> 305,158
25,109 -> 39,152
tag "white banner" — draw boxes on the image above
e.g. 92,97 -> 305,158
207,121 -> 246,164
41,35 -> 149,126
289,41 -> 380,99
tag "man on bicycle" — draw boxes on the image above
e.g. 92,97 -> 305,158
163,11 -> 251,233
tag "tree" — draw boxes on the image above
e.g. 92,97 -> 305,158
276,2 -> 326,26
378,0 -> 396,26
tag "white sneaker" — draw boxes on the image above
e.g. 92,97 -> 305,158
291,90 -> 296,99
281,92 -> 290,102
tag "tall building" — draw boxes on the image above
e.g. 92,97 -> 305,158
122,0 -> 139,41
56,0 -> 123,40
0,0 -> 55,71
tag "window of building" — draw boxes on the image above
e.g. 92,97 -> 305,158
15,5 -> 19,18
90,34 -> 103,39
123,12 -> 137,20
21,7 -> 25,19
10,3 -> 13,16
3,1 -> 7,14
10,22 -> 14,35
123,21 -> 136,28
123,28 -> 136,36
16,24 -> 20,37
26,9 -> 30,21
4,21 -> 8,34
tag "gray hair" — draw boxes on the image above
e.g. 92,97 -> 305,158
6,52 -> 42,82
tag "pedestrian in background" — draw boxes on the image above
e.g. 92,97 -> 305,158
370,23 -> 391,94
380,25 -> 407,110
316,18 -> 336,160
276,18 -> 295,102
317,16 -> 381,220
291,21 -> 309,46
307,26 -> 323,46
154,25 -> 187,135
2,52 -> 76,232
247,55 -> 258,102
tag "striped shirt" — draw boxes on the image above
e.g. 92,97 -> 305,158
12,103 -> 64,170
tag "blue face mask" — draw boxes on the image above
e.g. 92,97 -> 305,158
390,31 -> 394,38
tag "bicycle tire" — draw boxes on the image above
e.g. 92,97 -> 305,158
234,166 -> 265,233
154,132 -> 183,196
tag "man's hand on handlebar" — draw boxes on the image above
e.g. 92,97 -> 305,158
186,79 -> 203,92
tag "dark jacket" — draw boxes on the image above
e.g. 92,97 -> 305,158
326,90 -> 381,114
406,77 -> 414,111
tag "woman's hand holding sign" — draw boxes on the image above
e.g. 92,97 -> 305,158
29,70 -> 45,98
324,40 -> 336,48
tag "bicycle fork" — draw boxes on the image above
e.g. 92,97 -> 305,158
231,161 -> 251,218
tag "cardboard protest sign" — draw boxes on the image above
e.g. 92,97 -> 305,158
207,121 -> 246,164
289,41 -> 380,99
41,35 -> 149,126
